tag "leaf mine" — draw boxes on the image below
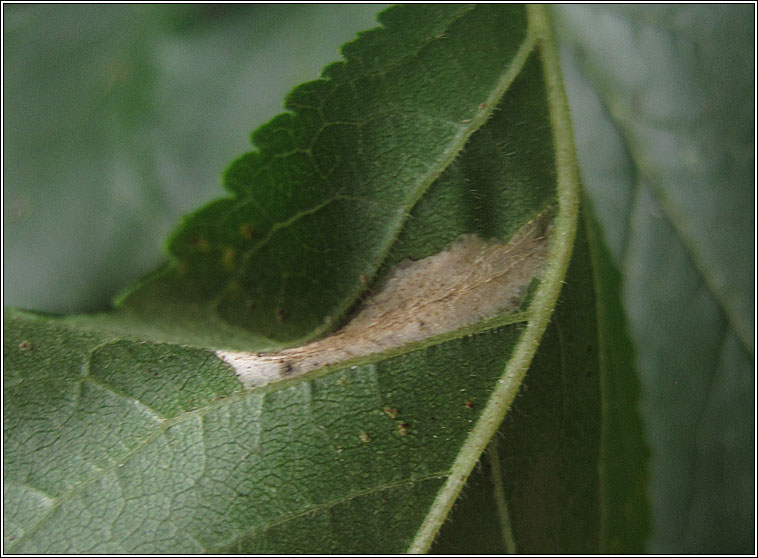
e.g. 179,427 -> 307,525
217,211 -> 553,388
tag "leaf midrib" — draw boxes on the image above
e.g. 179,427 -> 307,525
408,4 -> 583,551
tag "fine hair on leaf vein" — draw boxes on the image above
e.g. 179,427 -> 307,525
218,210 -> 553,388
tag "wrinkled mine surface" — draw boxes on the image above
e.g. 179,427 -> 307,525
218,213 -> 552,388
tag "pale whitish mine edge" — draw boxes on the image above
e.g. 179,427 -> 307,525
217,212 -> 552,389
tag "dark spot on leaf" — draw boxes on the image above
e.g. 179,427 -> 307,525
277,308 -> 286,322
18,340 -> 32,351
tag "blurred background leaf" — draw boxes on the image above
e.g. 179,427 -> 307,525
554,4 -> 754,553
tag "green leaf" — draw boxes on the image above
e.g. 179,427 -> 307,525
433,214 -> 607,554
6,4 -> 753,554
115,4 -> 547,346
4,5 -> 588,554
3,4 -> 384,314
554,4 -> 754,553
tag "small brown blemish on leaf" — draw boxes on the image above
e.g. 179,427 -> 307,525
359,431 -> 370,443
248,301 -> 258,312
239,223 -> 255,240
18,340 -> 32,351
384,407 -> 400,419
359,273 -> 368,286
478,102 -> 487,110
465,400 -> 475,409
398,422 -> 410,436
218,212 -> 553,388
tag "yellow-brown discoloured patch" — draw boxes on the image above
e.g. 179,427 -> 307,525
239,224 -> 255,240
223,247 -> 237,271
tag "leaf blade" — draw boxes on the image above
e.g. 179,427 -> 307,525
4,5 -> 583,554
117,4 -> 537,346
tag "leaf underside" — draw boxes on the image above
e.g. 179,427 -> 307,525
3,5 -> 595,554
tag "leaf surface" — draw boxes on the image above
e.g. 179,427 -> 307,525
116,4 -> 544,347
4,5 -> 585,554
433,215 -> 606,554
